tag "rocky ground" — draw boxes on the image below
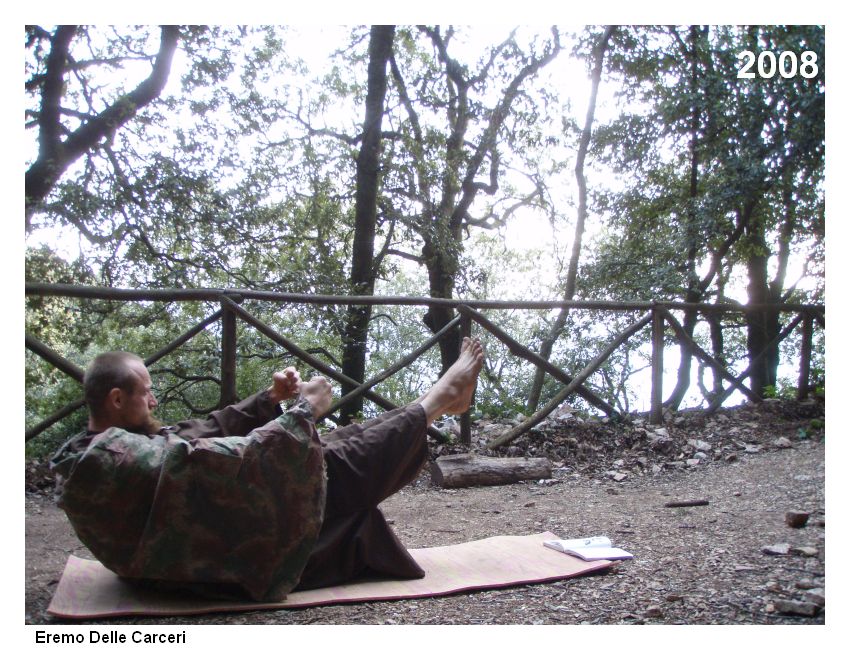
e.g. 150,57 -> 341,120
25,398 -> 826,625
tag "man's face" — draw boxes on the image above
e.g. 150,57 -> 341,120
117,361 -> 160,434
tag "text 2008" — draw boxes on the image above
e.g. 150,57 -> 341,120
737,50 -> 819,79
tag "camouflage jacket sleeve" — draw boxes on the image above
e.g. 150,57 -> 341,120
166,389 -> 284,441
51,396 -> 326,602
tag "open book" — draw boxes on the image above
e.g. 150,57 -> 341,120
543,536 -> 633,561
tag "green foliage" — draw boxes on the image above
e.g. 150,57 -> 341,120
590,25 -> 824,303
24,25 -> 825,456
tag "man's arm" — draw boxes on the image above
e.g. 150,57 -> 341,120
169,367 -> 303,441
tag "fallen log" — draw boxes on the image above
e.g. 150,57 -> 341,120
430,454 -> 552,489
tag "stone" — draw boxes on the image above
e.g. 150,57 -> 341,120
644,605 -> 663,618
790,546 -> 818,557
725,453 -> 738,463
785,511 -> 810,528
802,588 -> 825,607
688,439 -> 712,452
772,599 -> 821,617
773,436 -> 794,449
744,444 -> 762,454
761,543 -> 791,556
647,429 -> 675,453
686,459 -> 700,467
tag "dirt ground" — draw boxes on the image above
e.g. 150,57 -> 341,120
25,400 -> 826,625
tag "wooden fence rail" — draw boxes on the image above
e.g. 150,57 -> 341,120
24,283 -> 825,447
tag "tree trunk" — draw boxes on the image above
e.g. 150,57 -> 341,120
665,25 -> 704,411
527,26 -> 615,411
422,236 -> 462,374
430,454 -> 552,488
708,311 -> 725,397
745,212 -> 773,397
745,169 -> 797,397
339,25 -> 395,422
759,175 -> 798,396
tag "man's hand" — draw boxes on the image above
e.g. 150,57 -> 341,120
298,376 -> 333,419
268,367 -> 301,403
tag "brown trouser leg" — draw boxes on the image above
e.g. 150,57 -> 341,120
294,404 -> 428,590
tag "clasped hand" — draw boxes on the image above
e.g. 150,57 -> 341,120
269,367 -> 332,418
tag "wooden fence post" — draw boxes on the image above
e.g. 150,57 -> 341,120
798,313 -> 813,400
219,299 -> 238,409
650,306 -> 664,425
459,311 -> 472,445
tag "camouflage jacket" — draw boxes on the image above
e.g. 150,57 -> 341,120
50,392 -> 327,602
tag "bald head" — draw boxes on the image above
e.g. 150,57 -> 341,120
84,352 -> 159,433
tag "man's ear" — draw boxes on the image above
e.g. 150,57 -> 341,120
107,387 -> 124,411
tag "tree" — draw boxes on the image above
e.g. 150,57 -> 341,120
587,24 -> 824,405
383,26 -> 562,373
339,25 -> 395,422
25,25 -> 180,229
733,26 -> 824,396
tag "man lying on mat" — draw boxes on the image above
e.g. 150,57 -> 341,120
50,339 -> 484,601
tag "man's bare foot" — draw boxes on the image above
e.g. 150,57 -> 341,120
419,337 -> 484,425
298,376 -> 333,419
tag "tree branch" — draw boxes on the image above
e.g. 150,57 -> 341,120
37,26 -> 77,165
389,52 -> 423,145
465,188 -> 542,229
26,25 -> 180,227
385,248 -> 425,264
452,27 -> 562,231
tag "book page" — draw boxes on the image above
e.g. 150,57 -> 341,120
543,536 -> 611,552
567,546 -> 634,561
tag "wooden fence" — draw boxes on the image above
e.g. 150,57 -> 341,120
24,283 -> 825,447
